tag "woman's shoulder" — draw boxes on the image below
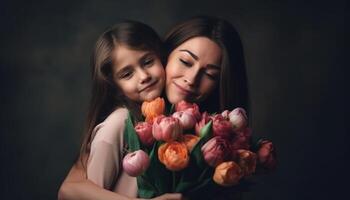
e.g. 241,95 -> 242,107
92,107 -> 129,145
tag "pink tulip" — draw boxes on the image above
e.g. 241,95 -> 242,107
152,116 -> 182,142
172,111 -> 197,130
122,150 -> 150,177
212,114 -> 234,138
175,100 -> 201,121
134,122 -> 155,146
231,127 -> 252,150
257,140 -> 277,170
221,110 -> 230,120
228,108 -> 248,132
195,112 -> 212,136
201,136 -> 231,167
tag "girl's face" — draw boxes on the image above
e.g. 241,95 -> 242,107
165,37 -> 222,104
112,45 -> 165,102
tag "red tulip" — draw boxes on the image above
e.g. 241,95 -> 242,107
195,112 -> 211,136
175,100 -> 201,121
201,136 -> 231,167
257,140 -> 277,170
134,122 -> 155,147
212,114 -> 234,138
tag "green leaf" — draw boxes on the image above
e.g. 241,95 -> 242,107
137,176 -> 157,198
123,111 -> 140,152
137,141 -> 172,197
166,104 -> 175,115
192,121 -> 213,167
175,121 -> 214,193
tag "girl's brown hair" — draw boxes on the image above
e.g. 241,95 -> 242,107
79,21 -> 163,168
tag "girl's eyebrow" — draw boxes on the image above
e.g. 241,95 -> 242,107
180,49 -> 220,69
138,52 -> 153,63
115,65 -> 131,78
117,52 -> 152,72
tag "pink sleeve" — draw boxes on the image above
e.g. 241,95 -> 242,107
87,141 -> 119,189
86,108 -> 128,190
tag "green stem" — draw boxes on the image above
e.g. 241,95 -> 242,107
198,166 -> 210,182
172,171 -> 176,192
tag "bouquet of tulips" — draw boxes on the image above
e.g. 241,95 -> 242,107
122,98 -> 276,198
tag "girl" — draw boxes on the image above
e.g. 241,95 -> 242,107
64,20 -> 182,200
59,16 -> 251,200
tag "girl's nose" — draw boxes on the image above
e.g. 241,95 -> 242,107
139,69 -> 152,84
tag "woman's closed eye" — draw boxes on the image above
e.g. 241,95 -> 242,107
204,71 -> 217,80
179,58 -> 192,67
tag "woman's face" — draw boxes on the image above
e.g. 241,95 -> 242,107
165,37 -> 222,104
112,45 -> 165,102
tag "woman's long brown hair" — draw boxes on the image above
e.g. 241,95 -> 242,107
164,16 -> 250,114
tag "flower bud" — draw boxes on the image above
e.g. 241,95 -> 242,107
195,112 -> 211,136
141,97 -> 165,123
181,134 -> 200,152
134,122 -> 155,147
158,142 -> 189,171
172,111 -> 196,130
237,149 -> 257,176
228,108 -> 248,132
201,137 -> 231,167
122,150 -> 150,177
231,127 -> 252,150
175,100 -> 201,121
257,140 -> 277,170
212,114 -> 234,138
152,116 -> 182,142
213,161 -> 243,187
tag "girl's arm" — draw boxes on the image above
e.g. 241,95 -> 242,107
58,162 -> 183,200
58,161 -> 131,200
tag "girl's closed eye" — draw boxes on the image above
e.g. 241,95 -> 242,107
142,57 -> 154,67
118,67 -> 134,79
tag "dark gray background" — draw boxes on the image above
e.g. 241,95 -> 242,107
0,0 -> 346,199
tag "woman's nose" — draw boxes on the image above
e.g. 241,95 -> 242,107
183,66 -> 200,86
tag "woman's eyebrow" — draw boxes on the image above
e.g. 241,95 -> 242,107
179,49 -> 220,69
179,49 -> 198,60
206,64 -> 220,70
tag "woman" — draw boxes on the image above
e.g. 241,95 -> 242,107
58,16 -> 249,200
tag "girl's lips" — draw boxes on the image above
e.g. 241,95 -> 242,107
140,80 -> 158,92
173,82 -> 195,96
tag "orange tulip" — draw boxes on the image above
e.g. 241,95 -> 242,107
141,97 -> 165,123
237,149 -> 257,176
181,134 -> 200,152
213,161 -> 242,187
158,142 -> 189,171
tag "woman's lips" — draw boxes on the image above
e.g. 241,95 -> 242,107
173,82 -> 195,96
140,80 -> 158,92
